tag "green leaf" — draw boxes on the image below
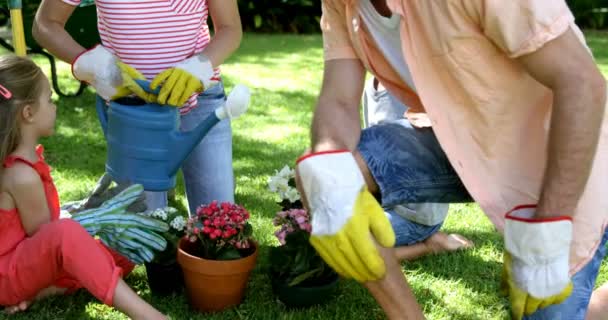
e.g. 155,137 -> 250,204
243,223 -> 253,237
288,267 -> 324,286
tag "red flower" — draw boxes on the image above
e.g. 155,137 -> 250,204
185,201 -> 253,260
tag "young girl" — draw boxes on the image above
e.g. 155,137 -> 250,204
34,0 -> 243,215
0,55 -> 166,319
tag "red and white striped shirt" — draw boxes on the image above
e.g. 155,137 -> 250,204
63,0 -> 220,114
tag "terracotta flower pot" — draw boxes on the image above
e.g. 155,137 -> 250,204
177,238 -> 258,313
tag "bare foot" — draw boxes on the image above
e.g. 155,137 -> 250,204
4,300 -> 31,315
3,286 -> 66,315
424,232 -> 473,254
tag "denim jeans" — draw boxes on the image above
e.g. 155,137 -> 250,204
145,82 -> 234,215
523,228 -> 608,320
357,119 -> 472,246
359,79 -> 471,246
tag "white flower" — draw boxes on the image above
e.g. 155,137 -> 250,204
151,208 -> 168,221
170,216 -> 186,231
268,175 -> 289,193
285,187 -> 301,203
278,165 -> 294,179
166,207 -> 177,214
269,165 -> 300,201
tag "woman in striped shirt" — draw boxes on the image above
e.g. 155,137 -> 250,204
33,0 -> 242,217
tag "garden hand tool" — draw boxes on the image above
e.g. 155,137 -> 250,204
296,150 -> 396,282
8,0 -> 27,56
502,205 -> 573,319
72,45 -> 152,102
61,173 -> 147,214
150,53 -> 219,107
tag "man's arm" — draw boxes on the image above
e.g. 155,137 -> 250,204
33,0 -> 84,63
203,0 -> 242,67
311,58 -> 366,152
517,28 -> 607,218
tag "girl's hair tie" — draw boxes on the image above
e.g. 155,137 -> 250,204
0,84 -> 12,100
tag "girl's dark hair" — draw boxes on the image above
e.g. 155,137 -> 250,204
0,55 -> 46,184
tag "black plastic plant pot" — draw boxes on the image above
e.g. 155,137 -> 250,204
144,261 -> 184,296
271,273 -> 339,309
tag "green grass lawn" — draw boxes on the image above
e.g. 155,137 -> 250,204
1,31 -> 608,320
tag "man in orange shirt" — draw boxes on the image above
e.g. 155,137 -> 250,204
296,0 -> 608,319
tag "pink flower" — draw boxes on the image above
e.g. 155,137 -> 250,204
275,229 -> 287,245
295,215 -> 306,225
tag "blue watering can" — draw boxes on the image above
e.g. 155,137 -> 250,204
96,80 -> 250,191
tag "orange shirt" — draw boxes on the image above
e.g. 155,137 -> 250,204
321,0 -> 608,274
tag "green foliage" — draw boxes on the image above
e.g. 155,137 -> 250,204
238,0 -> 322,33
567,0 -> 608,29
269,230 -> 335,287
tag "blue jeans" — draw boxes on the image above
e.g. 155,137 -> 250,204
357,119 -> 472,246
145,83 -> 234,215
523,229 -> 608,320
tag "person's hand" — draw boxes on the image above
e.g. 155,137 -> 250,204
296,150 -> 395,282
150,54 -> 219,107
116,62 -> 157,103
501,205 -> 573,319
71,45 -> 151,102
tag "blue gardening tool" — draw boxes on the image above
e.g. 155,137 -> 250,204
96,80 -> 250,191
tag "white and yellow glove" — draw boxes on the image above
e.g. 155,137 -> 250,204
71,45 -> 154,102
297,150 -> 396,282
150,54 -> 219,107
502,205 -> 573,319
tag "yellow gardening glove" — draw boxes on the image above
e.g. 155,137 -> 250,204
150,54 -> 218,107
502,205 -> 574,319
297,151 -> 396,282
501,252 -> 573,319
116,62 -> 157,103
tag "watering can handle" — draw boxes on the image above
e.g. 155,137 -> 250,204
134,79 -> 161,95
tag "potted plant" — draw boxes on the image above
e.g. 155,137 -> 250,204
267,166 -> 339,308
177,201 -> 257,313
141,206 -> 187,296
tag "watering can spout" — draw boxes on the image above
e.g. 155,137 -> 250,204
168,84 -> 251,176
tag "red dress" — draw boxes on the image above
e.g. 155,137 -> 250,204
0,145 -> 133,306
